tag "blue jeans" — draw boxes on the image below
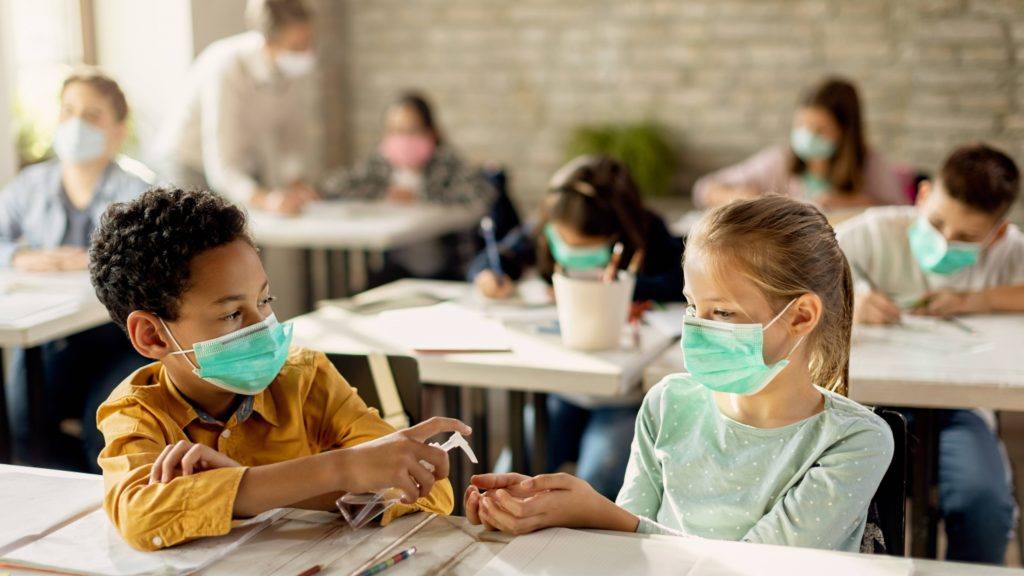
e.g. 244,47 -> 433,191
546,395 -> 639,500
4,322 -> 146,471
903,409 -> 1015,564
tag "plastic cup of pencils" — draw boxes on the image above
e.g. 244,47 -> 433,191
552,270 -> 635,351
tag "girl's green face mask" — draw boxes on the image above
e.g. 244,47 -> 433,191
161,313 -> 293,395
544,222 -> 612,270
682,299 -> 804,396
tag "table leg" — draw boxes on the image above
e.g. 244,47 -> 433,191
508,391 -> 526,473
909,409 -> 940,558
0,350 -> 9,463
530,392 -> 548,476
309,248 -> 331,306
25,345 -> 49,466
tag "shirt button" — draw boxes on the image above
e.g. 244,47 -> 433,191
221,429 -> 231,439
152,536 -> 163,547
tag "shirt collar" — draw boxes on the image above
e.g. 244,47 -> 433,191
158,364 -> 280,428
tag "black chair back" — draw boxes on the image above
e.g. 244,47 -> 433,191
325,353 -> 421,426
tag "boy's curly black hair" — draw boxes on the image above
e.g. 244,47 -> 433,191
89,188 -> 252,331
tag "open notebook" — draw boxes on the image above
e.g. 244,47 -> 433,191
1,508 -> 283,576
477,528 -> 911,576
0,471 -> 103,554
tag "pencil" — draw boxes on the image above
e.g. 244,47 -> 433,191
603,242 -> 624,283
295,565 -> 322,576
355,547 -> 417,576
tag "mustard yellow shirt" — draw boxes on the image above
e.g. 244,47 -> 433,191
96,347 -> 453,551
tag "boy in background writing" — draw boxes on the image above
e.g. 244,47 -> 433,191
837,143 -> 1023,563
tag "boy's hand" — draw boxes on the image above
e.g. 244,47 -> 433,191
332,417 -> 471,504
853,290 -> 902,325
473,473 -> 637,535
913,290 -> 987,317
474,270 -> 515,299
149,440 -> 241,485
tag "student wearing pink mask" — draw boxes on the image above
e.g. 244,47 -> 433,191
323,92 -> 494,278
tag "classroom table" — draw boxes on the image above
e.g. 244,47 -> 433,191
248,201 -> 482,304
2,465 -> 1020,576
0,271 -> 111,463
290,279 -> 678,479
643,314 -> 1024,560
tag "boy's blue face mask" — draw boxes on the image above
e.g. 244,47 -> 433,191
544,222 -> 612,270
908,216 -> 999,276
161,313 -> 293,395
682,299 -> 804,396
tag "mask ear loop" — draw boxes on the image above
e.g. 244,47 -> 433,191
158,317 -> 200,372
762,297 -> 807,361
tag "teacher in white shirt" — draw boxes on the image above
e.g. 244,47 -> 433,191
156,0 -> 321,214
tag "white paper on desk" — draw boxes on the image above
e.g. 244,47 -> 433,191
643,304 -> 686,338
853,315 -> 993,354
0,293 -> 80,326
374,303 -> 511,353
0,472 -> 103,553
476,528 -> 911,576
2,508 -> 284,576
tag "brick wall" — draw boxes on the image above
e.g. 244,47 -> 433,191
313,0 -> 1024,207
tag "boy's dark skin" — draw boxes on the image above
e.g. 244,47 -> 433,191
126,237 -> 470,516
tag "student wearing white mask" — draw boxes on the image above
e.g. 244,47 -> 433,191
156,0 -> 321,214
693,77 -> 906,210
0,68 -> 149,469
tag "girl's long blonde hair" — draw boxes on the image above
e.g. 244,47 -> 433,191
686,196 -> 854,395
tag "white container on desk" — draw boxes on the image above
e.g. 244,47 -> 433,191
553,270 -> 635,351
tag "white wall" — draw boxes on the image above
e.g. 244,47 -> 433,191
92,0 -> 194,161
190,0 -> 247,56
0,0 -> 17,184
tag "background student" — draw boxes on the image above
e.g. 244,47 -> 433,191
155,0 -> 321,215
0,67 -> 149,468
89,187 -> 468,551
469,155 -> 684,500
693,77 -> 906,210
322,92 -> 495,280
465,196 -> 893,552
838,143 -> 1022,563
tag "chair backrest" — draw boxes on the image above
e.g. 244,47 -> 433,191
868,408 -> 908,556
325,353 -> 421,428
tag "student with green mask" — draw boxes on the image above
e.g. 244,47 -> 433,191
467,155 -> 684,500
693,77 -> 906,210
464,197 -> 892,553
89,188 -> 469,551
837,143 -> 1023,564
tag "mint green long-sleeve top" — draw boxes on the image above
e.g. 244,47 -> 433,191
616,374 -> 894,552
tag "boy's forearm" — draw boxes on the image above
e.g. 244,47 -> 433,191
982,285 -> 1024,313
233,452 -> 337,517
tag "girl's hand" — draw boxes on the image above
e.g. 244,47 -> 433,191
474,270 -> 515,299
149,440 -> 241,484
473,473 -> 639,535
386,186 -> 419,204
465,473 -> 532,529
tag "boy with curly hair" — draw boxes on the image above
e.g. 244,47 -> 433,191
90,187 -> 466,550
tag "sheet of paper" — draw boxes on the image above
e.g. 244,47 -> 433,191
0,471 -> 103,554
853,315 -> 993,354
643,303 -> 686,338
2,508 -> 283,576
475,528 -> 911,576
0,293 -> 80,326
372,303 -> 512,353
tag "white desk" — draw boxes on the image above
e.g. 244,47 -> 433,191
292,280 -> 675,398
1,465 -> 1016,576
643,315 -> 1024,412
248,200 -> 482,306
0,271 -> 111,463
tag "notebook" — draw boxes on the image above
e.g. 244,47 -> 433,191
2,508 -> 283,576
0,470 -> 103,554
